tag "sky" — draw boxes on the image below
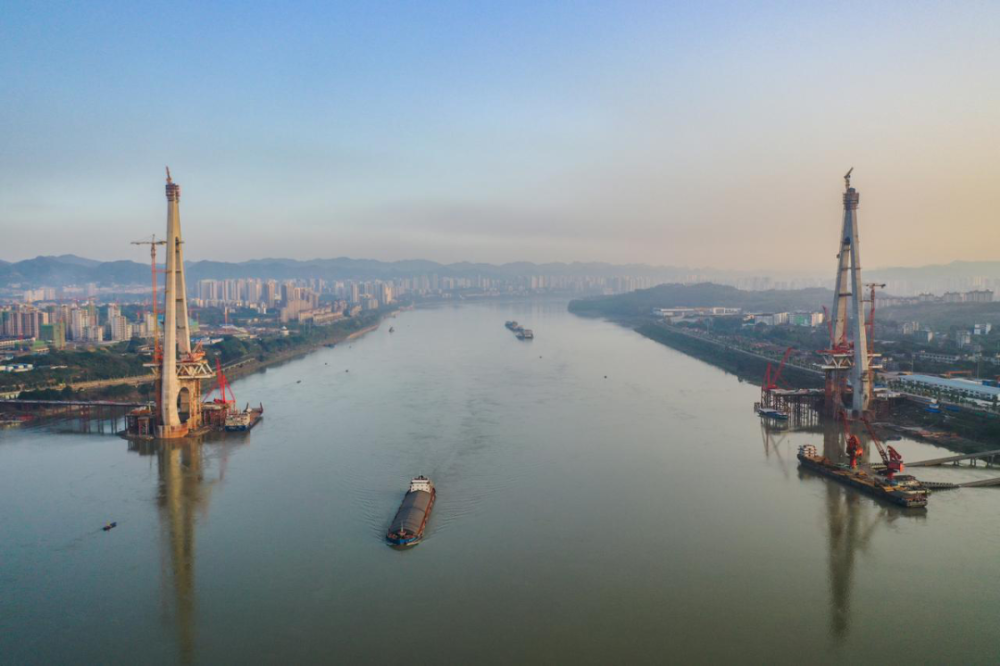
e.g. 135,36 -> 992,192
1,1 -> 998,271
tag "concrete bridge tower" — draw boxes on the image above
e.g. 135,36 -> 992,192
823,169 -> 874,417
157,169 -> 214,438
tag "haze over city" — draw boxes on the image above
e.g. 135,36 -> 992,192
3,1 -> 998,270
8,3 -> 1000,665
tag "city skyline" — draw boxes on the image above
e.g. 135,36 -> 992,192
3,2 -> 999,269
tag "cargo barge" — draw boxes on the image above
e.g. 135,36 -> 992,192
225,404 -> 264,432
386,476 -> 436,547
505,321 -> 534,339
797,445 -> 928,508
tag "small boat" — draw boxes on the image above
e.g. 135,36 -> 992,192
756,407 -> 788,420
505,321 -> 519,330
225,404 -> 264,432
386,476 -> 436,547
389,326 -> 395,333
516,328 -> 534,340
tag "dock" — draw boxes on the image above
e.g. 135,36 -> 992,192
907,449 -> 1000,468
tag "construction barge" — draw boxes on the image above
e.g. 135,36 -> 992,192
797,445 -> 928,508
386,476 -> 436,547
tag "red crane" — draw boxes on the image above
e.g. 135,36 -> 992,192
839,410 -> 905,478
839,410 -> 865,469
865,283 -> 885,355
861,416 -> 904,479
762,347 -> 795,395
206,359 -> 236,407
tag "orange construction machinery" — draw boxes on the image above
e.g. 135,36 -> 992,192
840,410 -> 905,479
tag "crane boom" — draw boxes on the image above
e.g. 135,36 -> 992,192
131,235 -> 166,362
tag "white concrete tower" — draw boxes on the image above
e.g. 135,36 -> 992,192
160,168 -> 184,431
828,169 -> 870,416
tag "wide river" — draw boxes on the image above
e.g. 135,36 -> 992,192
2,300 -> 999,664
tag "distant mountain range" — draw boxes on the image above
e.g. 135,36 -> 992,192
0,254 -> 704,289
867,260 -> 1000,281
569,283 -> 834,316
1,254 -> 998,291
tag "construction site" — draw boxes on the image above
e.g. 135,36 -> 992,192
756,170 -> 1000,502
124,170 -> 263,439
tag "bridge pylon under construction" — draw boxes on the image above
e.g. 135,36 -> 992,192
819,169 -> 881,418
128,169 -> 214,439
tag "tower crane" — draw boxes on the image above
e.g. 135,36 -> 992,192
131,235 -> 166,362
865,283 -> 886,355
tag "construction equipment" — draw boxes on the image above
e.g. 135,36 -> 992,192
865,283 -> 886,355
762,347 -> 795,396
861,416 -> 905,479
205,359 -> 236,407
840,410 -> 905,479
131,235 -> 166,363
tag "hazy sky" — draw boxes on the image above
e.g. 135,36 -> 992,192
2,1 -> 998,270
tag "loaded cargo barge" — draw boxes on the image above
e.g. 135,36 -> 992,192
505,321 -> 534,339
797,445 -> 928,508
386,476 -> 436,547
225,404 -> 264,432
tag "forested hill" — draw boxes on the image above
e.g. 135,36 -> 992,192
568,283 -> 832,317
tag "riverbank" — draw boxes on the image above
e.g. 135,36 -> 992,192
15,308 -> 396,403
221,319 -> 385,386
633,320 -> 824,388
607,317 -> 1000,454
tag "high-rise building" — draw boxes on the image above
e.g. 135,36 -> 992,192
83,325 -> 104,342
379,282 -> 393,306
109,315 -> 130,341
40,322 -> 66,350
70,308 -> 89,341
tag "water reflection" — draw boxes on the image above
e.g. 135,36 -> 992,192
768,419 -> 925,641
129,438 -> 233,664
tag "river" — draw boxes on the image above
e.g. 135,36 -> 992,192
2,300 -> 998,665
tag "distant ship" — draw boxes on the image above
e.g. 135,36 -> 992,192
225,404 -> 264,432
756,406 -> 787,420
516,328 -> 534,340
505,321 -> 519,330
386,476 -> 436,547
